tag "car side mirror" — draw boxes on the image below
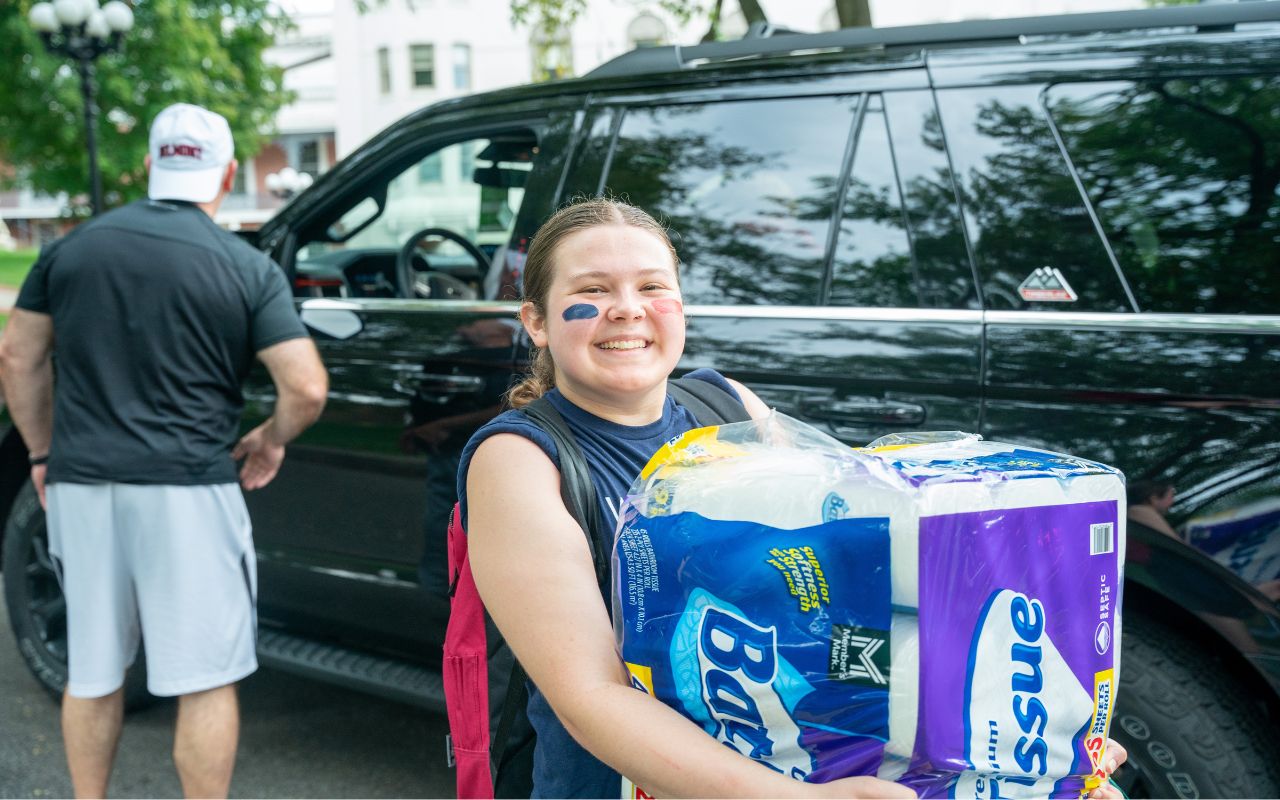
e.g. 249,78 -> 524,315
300,300 -> 363,340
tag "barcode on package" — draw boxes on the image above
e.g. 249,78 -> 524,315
1090,522 -> 1114,556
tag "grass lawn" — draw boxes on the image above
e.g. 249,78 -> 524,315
0,248 -> 38,288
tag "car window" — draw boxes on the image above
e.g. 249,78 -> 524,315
829,95 -> 915,308
558,108 -> 616,203
828,93 -> 973,309
937,85 -> 1132,312
1047,76 -> 1280,315
599,96 -> 860,306
882,90 -> 977,310
294,130 -> 539,299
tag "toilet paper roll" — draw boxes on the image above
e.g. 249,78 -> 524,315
880,611 -> 919,782
643,444 -> 1126,610
618,417 -> 1126,794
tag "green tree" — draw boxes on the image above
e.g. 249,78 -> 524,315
0,0 -> 292,214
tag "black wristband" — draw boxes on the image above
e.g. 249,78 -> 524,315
28,453 -> 49,466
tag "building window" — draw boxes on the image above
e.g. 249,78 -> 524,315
410,43 -> 435,88
231,159 -> 248,195
299,140 -> 321,179
452,43 -> 472,91
627,13 -> 667,49
377,47 -> 391,94
531,30 -> 572,82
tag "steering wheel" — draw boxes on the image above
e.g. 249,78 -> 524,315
395,227 -> 488,300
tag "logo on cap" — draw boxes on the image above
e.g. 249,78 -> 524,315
159,144 -> 204,159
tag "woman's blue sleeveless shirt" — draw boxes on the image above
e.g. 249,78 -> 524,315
456,369 -> 741,799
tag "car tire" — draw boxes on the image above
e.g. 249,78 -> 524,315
2,482 -> 153,710
1111,611 -> 1280,799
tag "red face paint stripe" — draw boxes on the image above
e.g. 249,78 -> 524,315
652,299 -> 683,315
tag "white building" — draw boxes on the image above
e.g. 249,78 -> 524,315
220,0 -> 339,229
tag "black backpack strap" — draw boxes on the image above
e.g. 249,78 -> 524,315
668,376 -> 751,426
522,397 -> 609,590
490,661 -> 528,792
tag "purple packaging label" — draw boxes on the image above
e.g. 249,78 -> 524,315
908,500 -> 1122,798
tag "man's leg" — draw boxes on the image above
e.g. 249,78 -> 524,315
62,687 -> 125,798
173,684 -> 239,799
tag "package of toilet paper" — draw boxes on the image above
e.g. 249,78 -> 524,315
613,415 -> 1124,798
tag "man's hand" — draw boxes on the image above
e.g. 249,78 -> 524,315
233,422 -> 285,490
30,464 -> 47,510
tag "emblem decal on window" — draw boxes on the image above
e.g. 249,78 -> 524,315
1018,267 -> 1078,302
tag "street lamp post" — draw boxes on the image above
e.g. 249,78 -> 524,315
27,0 -> 135,216
265,167 -> 314,201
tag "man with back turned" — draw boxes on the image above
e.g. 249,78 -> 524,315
0,103 -> 328,798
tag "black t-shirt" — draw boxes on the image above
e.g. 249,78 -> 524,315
16,199 -> 308,485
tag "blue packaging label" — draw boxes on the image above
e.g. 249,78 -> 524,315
616,511 -> 893,782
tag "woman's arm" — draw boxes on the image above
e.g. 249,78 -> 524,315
467,433 -> 909,798
725,377 -> 772,420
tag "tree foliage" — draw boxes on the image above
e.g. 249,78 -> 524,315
0,0 -> 292,214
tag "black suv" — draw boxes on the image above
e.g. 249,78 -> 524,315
5,3 -> 1279,796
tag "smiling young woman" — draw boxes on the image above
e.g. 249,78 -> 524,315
453,198 -> 1133,799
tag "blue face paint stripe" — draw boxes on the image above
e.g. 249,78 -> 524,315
563,303 -> 599,321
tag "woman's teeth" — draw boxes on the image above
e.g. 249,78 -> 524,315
598,340 -> 647,350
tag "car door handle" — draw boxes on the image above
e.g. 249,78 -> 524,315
394,373 -> 486,401
801,396 -> 926,426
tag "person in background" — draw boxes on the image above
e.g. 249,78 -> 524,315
1127,480 -> 1181,541
0,103 -> 328,799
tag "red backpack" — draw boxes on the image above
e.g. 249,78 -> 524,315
443,380 -> 748,799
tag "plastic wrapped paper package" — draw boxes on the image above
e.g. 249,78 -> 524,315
1184,497 -> 1280,586
613,414 -> 1125,798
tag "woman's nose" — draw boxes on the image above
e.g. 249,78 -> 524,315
608,291 -> 646,320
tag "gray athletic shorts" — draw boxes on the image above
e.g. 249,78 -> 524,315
46,482 -> 258,698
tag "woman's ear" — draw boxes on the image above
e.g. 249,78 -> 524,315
520,302 -> 548,349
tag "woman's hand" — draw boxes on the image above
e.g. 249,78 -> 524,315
1087,739 -> 1129,799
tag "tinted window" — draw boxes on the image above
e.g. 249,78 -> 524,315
883,91 -> 976,309
938,86 -> 1131,312
830,95 -> 912,307
559,109 -> 615,202
602,96 -> 859,306
1047,76 -> 1280,315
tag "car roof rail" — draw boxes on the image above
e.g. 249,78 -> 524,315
586,1 -> 1280,80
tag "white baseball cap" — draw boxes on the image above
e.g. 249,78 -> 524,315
147,103 -> 234,203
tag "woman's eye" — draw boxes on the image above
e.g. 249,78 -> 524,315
642,284 -> 666,292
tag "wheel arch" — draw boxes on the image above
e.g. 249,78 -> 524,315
0,423 -> 31,567
1123,527 -> 1280,725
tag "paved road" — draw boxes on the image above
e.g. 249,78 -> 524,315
0,578 -> 456,798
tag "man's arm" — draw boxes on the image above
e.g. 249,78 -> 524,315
0,309 -> 55,506
232,337 -> 328,490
